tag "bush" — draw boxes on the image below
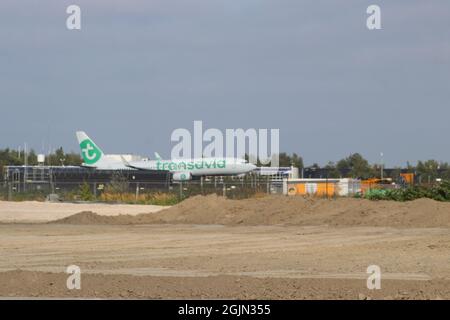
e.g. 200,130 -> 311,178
363,180 -> 450,202
99,191 -> 179,206
8,191 -> 47,202
146,192 -> 180,205
79,182 -> 94,201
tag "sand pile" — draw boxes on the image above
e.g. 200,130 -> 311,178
49,211 -> 138,225
51,194 -> 450,228
0,200 -> 164,223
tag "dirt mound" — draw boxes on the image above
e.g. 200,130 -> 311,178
0,201 -> 165,223
51,194 -> 450,227
49,211 -> 139,225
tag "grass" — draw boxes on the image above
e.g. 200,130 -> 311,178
99,192 -> 180,206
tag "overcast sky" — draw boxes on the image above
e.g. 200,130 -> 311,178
0,0 -> 449,166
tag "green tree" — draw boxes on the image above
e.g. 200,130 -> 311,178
250,152 -> 304,169
416,160 -> 443,184
337,153 -> 374,179
65,152 -> 82,166
0,147 -> 82,173
291,153 -> 304,169
324,161 -> 340,178
388,167 -> 402,181
45,147 -> 82,166
79,182 -> 94,201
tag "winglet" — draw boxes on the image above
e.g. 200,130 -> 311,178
120,155 -> 131,167
120,155 -> 143,170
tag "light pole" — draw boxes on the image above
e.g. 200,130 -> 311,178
380,152 -> 384,180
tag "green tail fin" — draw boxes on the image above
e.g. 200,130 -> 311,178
76,131 -> 103,165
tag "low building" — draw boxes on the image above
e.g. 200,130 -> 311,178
255,166 -> 299,180
283,178 -> 361,197
2,165 -> 170,193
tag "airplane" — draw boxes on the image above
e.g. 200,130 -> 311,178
121,154 -> 256,181
76,131 -> 257,181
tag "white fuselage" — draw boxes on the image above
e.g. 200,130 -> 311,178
127,157 -> 256,176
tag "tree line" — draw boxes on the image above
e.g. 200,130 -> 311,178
266,152 -> 450,181
0,147 -> 82,172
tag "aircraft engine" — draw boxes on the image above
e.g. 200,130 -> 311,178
172,172 -> 192,181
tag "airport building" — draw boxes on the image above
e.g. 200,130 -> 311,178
2,165 -> 171,194
255,166 -> 299,180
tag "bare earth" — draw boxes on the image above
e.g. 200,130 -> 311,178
0,200 -> 165,223
0,195 -> 449,299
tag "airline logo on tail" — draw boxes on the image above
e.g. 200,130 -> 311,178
80,139 -> 101,164
76,131 -> 103,165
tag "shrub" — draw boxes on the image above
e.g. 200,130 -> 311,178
363,180 -> 450,202
99,191 -> 179,206
79,182 -> 94,201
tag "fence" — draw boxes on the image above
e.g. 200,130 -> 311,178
3,176 -> 440,203
0,176 -> 281,203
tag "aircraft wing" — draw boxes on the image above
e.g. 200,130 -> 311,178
120,156 -> 170,172
119,156 -> 146,170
